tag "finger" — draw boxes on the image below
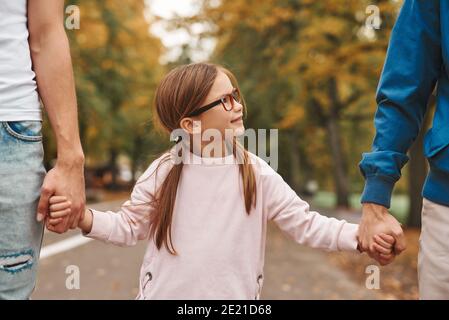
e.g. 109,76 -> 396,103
63,215 -> 72,232
357,235 -> 370,252
369,242 -> 376,253
70,215 -> 79,229
70,202 -> 84,230
37,187 -> 53,222
359,242 -> 368,253
50,208 -> 71,219
67,208 -> 77,231
378,233 -> 395,244
49,196 -> 68,205
46,222 -> 64,233
374,234 -> 393,249
379,252 -> 394,259
373,243 -> 392,255
56,216 -> 70,233
73,205 -> 85,229
393,232 -> 407,255
48,214 -> 69,231
379,259 -> 391,266
47,218 -> 64,226
378,255 -> 394,266
49,201 -> 71,212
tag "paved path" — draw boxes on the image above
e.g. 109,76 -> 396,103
262,210 -> 379,299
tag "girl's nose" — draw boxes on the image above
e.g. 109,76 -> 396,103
233,101 -> 243,112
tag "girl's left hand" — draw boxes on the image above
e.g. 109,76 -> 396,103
372,233 -> 396,265
46,195 -> 71,226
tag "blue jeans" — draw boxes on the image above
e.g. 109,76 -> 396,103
0,121 -> 45,299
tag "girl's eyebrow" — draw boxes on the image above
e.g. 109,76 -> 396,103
212,88 -> 235,101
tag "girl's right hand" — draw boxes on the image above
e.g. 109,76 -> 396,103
48,195 -> 71,226
372,233 -> 396,265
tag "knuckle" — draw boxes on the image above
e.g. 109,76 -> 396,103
41,186 -> 52,195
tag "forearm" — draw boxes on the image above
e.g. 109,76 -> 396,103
30,27 -> 84,164
271,193 -> 358,251
83,201 -> 152,246
289,211 -> 358,252
359,0 -> 442,207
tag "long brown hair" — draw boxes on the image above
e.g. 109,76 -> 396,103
149,63 -> 257,255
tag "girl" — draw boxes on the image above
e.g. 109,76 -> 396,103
47,63 -> 394,300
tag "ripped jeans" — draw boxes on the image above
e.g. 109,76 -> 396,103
0,121 -> 45,299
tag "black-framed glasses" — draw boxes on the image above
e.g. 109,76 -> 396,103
187,88 -> 241,117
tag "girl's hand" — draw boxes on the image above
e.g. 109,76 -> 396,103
372,233 -> 396,265
47,195 -> 93,233
47,196 -> 71,226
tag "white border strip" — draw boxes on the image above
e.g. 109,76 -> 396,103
40,235 -> 93,260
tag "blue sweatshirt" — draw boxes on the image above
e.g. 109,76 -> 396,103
359,0 -> 449,208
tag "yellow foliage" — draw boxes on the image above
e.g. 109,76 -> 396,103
278,105 -> 305,129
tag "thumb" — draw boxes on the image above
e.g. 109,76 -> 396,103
37,186 -> 53,222
393,232 -> 407,255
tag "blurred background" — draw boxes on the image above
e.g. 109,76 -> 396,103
34,0 -> 422,299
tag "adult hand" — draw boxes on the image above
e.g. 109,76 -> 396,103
358,203 -> 407,265
37,158 -> 85,234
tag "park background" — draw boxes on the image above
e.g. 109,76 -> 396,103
34,0 -> 422,299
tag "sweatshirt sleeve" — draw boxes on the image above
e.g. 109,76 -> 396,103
261,162 -> 358,252
84,155 -> 171,246
359,0 -> 442,208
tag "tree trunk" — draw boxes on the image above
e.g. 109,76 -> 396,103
108,148 -> 119,188
288,128 -> 303,193
407,97 -> 435,227
130,135 -> 143,184
326,115 -> 350,208
78,107 -> 88,157
325,77 -> 350,208
408,135 -> 426,228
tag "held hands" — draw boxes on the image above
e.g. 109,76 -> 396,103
46,195 -> 93,233
360,233 -> 395,265
357,203 -> 407,266
37,159 -> 86,233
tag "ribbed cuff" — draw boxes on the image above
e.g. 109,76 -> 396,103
337,223 -> 359,252
83,209 -> 112,241
360,175 -> 395,208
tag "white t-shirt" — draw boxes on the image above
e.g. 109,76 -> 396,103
0,0 -> 41,121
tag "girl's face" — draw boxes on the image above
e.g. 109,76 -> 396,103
191,70 -> 245,139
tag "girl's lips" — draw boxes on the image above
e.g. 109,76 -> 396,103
231,116 -> 243,123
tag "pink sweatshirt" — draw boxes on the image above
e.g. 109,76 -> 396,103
85,147 -> 359,300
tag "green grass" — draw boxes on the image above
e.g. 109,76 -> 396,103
311,191 -> 409,224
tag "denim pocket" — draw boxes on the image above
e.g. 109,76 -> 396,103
2,121 -> 43,142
